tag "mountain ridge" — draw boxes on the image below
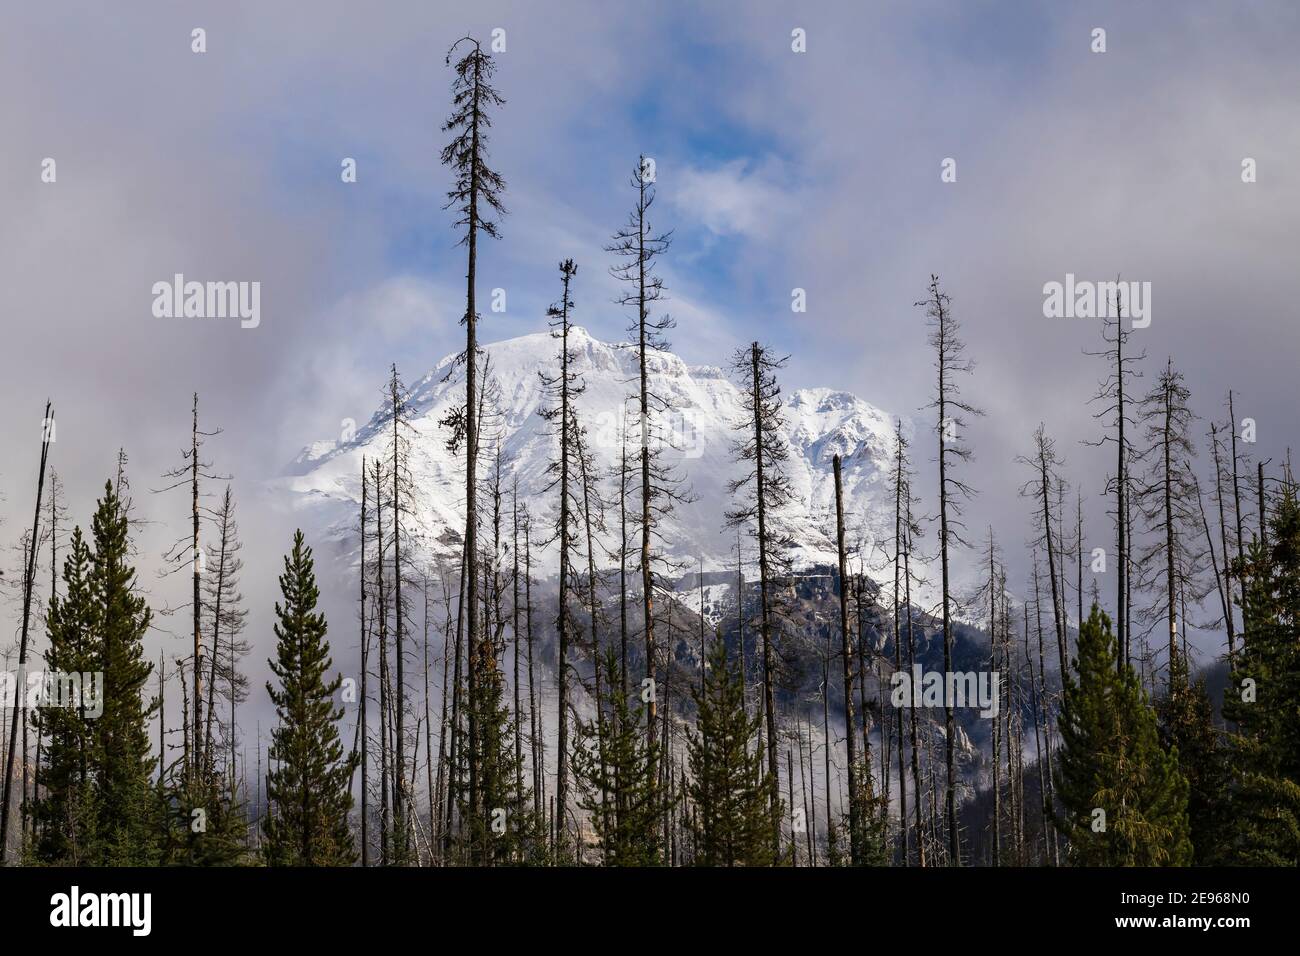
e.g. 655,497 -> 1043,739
278,326 -> 919,591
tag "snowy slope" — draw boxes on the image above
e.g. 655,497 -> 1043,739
277,327 -> 908,585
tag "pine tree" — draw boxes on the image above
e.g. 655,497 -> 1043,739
263,531 -> 356,866
33,527 -> 98,863
1136,358 -> 1207,692
1222,484 -> 1300,864
606,156 -> 691,774
1155,658 -> 1232,865
572,647 -> 664,866
161,767 -> 248,866
687,635 -> 779,866
725,341 -> 794,856
93,478 -> 161,865
1054,604 -> 1192,866
459,447 -> 540,865
1086,297 -> 1145,672
538,258 -> 583,856
441,35 -> 506,849
917,274 -> 983,865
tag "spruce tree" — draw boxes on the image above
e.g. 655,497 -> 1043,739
1054,604 -> 1192,866
263,530 -> 356,866
161,771 -> 248,866
687,635 -> 779,866
1155,658 -> 1232,866
572,647 -> 664,866
90,479 -> 160,865
1222,485 -> 1300,864
33,527 -> 99,864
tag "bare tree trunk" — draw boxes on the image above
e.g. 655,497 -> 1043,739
391,370 -> 407,856
0,400 -> 52,863
746,344 -> 782,853
524,525 -> 543,824
511,485 -> 525,822
374,459 -> 390,865
832,455 -> 860,864
423,574 -> 435,866
359,459 -> 370,866
786,745 -> 797,866
903,514 -> 925,867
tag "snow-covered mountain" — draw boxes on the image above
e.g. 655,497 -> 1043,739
278,327 -> 908,583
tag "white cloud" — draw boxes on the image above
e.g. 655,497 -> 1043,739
670,159 -> 798,240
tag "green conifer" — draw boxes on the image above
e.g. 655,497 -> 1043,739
33,528 -> 100,864
90,480 -> 160,865
686,636 -> 780,866
573,646 -> 665,866
1222,486 -> 1300,864
262,531 -> 356,866
1054,604 -> 1192,865
1156,656 -> 1232,865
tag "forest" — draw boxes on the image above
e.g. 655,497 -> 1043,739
1,35 -> 1297,871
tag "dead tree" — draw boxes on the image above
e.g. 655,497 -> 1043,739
726,342 -> 795,856
1017,425 -> 1068,673
917,275 -> 982,865
1136,358 -> 1204,692
538,258 -> 584,855
201,485 -> 249,785
1086,299 -> 1144,672
606,156 -> 690,766
441,35 -> 506,835
0,401 -> 53,863
156,393 -> 229,781
832,454 -> 861,864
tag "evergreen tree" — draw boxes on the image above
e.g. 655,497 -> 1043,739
32,480 -> 159,865
687,635 -> 780,866
263,531 -> 356,866
572,647 -> 664,866
1155,657 -> 1232,866
1222,485 -> 1300,864
90,479 -> 161,865
458,457 -> 541,865
1054,604 -> 1192,866
161,772 -> 249,866
33,528 -> 99,864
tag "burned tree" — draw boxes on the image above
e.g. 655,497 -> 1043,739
917,275 -> 982,865
726,341 -> 794,855
440,35 -> 506,836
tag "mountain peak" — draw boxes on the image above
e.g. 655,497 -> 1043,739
281,328 -> 906,579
